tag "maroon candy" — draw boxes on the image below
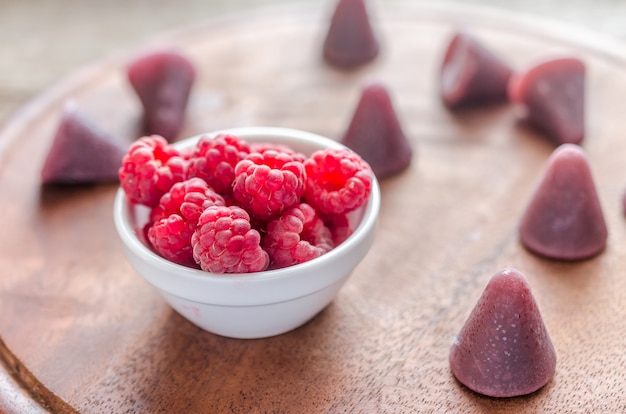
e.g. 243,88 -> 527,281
127,50 -> 196,141
509,57 -> 585,146
519,144 -> 607,261
41,102 -> 127,184
440,30 -> 513,109
322,0 -> 379,69
449,268 -> 557,398
340,82 -> 412,178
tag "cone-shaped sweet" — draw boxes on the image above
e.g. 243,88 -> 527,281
449,268 -> 557,398
322,0 -> 379,69
509,57 -> 585,146
519,144 -> 607,260
440,30 -> 514,109
340,82 -> 412,178
127,50 -> 196,141
41,102 -> 127,184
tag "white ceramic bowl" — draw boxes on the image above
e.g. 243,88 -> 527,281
113,126 -> 381,339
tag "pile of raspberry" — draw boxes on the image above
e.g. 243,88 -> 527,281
119,133 -> 373,274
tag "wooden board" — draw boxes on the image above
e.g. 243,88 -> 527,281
1,4 -> 626,412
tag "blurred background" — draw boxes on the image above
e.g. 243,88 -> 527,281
1,0 -> 625,125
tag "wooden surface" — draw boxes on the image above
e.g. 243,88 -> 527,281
2,3 -> 626,413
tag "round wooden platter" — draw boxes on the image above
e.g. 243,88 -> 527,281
2,3 -> 626,413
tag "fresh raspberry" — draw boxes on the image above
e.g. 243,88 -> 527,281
119,135 -> 186,207
304,148 -> 373,215
148,215 -> 198,268
322,212 -> 354,246
149,177 -> 225,223
263,203 -> 334,269
250,142 -> 307,163
191,205 -> 269,273
232,150 -> 306,221
147,178 -> 225,266
187,134 -> 251,194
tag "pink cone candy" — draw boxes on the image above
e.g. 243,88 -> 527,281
41,102 -> 127,184
340,82 -> 412,178
322,0 -> 379,69
440,30 -> 513,109
509,57 -> 585,146
449,268 -> 557,398
127,50 -> 196,141
519,144 -> 607,260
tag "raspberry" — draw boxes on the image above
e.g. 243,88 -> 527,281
187,134 -> 251,194
263,203 -> 334,269
191,205 -> 269,273
232,150 -> 306,221
150,177 -> 225,223
323,212 -> 354,246
147,178 -> 225,266
148,215 -> 197,268
304,148 -> 373,215
250,142 -> 307,163
119,135 -> 186,207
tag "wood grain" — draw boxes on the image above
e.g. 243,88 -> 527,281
1,4 -> 626,412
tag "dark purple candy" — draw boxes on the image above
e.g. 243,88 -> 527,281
440,30 -> 513,109
509,57 -> 585,145
41,102 -> 127,184
322,0 -> 379,69
127,50 -> 196,141
340,82 -> 412,178
449,268 -> 557,398
519,144 -> 607,260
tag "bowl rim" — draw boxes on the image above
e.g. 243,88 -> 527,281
113,126 -> 381,287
